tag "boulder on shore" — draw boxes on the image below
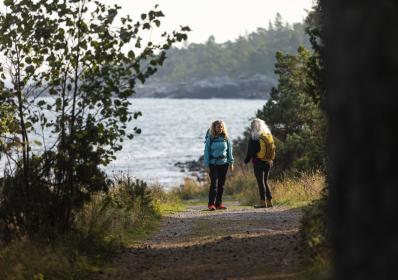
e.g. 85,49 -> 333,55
174,155 -> 206,182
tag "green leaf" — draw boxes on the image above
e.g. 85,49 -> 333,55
143,23 -> 151,30
4,0 -> 13,6
127,50 -> 135,59
135,39 -> 141,48
25,65 -> 35,74
33,140 -> 42,146
25,122 -> 32,129
37,100 -> 46,106
181,26 -> 191,32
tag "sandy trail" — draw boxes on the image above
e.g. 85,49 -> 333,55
100,203 -> 305,280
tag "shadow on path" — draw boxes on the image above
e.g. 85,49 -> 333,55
100,205 -> 306,280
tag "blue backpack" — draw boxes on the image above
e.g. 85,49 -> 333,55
204,129 -> 210,143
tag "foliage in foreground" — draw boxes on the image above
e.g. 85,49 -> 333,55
0,0 -> 189,239
0,178 -> 165,280
300,193 -> 331,279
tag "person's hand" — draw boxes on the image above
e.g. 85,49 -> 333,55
269,160 -> 273,168
230,164 -> 234,172
205,166 -> 210,174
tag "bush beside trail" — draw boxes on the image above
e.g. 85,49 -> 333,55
0,178 -> 174,280
300,192 -> 331,279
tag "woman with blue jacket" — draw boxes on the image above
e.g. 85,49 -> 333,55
204,120 -> 234,211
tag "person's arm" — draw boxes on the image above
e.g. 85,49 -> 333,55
244,139 -> 252,164
227,139 -> 234,167
204,136 -> 211,167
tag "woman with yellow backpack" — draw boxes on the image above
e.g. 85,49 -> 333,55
244,118 -> 276,208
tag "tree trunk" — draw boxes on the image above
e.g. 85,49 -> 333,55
324,1 -> 398,279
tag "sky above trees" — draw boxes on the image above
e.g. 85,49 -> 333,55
101,0 -> 314,44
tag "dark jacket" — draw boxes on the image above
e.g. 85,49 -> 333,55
244,138 -> 260,164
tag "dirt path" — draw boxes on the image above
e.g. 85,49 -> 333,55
101,203 -> 306,280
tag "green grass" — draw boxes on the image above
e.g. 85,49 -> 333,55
168,178 -> 208,200
0,180 -> 179,280
110,215 -> 161,245
170,171 -> 325,208
181,198 -> 207,206
158,201 -> 186,214
231,170 -> 325,207
0,235 -> 112,280
0,212 -> 165,280
299,195 -> 331,280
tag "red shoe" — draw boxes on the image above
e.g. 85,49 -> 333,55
216,204 -> 227,210
208,204 -> 216,211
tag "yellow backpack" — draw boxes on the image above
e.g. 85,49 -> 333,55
259,133 -> 276,161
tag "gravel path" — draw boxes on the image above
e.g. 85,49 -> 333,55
100,203 -> 305,280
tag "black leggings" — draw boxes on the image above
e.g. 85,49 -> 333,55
208,164 -> 229,206
253,161 -> 272,200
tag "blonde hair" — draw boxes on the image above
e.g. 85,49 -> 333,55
250,118 -> 271,140
210,120 -> 229,139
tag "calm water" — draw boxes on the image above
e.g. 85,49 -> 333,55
108,98 -> 265,186
1,98 -> 265,187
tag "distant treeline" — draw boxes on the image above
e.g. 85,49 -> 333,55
153,14 -> 311,83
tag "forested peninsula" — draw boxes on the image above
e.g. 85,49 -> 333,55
136,14 -> 311,99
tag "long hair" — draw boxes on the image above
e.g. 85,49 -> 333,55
250,118 -> 271,140
209,120 -> 229,139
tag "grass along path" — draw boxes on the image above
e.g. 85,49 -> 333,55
98,201 -> 306,280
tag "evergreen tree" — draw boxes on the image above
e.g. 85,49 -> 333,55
257,47 -> 326,175
305,0 -> 325,107
153,14 -> 311,83
234,2 -> 326,177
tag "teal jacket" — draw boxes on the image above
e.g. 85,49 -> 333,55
204,135 -> 234,166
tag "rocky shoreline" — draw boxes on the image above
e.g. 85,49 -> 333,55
174,156 -> 206,182
135,74 -> 276,99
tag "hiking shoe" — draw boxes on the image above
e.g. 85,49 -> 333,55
266,199 -> 273,208
208,204 -> 216,211
216,204 -> 227,210
254,200 -> 267,208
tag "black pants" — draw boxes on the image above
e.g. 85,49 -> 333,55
208,164 -> 229,206
253,160 -> 272,200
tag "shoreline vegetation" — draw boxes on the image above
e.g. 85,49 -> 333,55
0,170 -> 328,279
